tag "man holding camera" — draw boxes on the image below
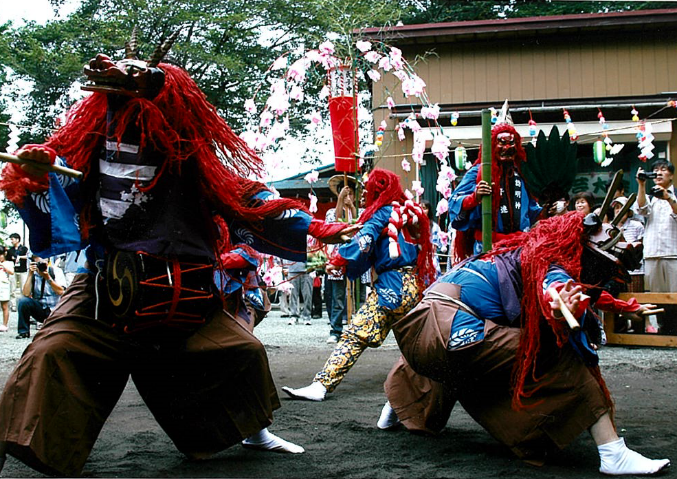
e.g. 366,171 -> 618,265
636,160 -> 677,295
15,255 -> 66,339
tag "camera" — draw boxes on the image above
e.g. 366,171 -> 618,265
650,185 -> 667,199
36,262 -> 48,273
638,171 -> 658,181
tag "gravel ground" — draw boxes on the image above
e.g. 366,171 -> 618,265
0,305 -> 675,478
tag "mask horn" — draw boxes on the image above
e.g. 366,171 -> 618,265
597,169 -> 624,222
147,28 -> 181,68
125,26 -> 139,59
610,192 -> 637,228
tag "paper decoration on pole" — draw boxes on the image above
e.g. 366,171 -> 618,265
7,124 -> 20,153
328,65 -> 358,172
631,106 -> 639,122
451,111 -> 459,127
563,109 -> 578,141
637,121 -> 655,162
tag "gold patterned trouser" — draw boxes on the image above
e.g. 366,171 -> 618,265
314,272 -> 419,393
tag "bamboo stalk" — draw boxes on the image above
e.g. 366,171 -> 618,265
0,152 -> 83,179
480,109 -> 492,253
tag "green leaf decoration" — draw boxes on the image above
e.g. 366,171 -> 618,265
522,125 -> 579,199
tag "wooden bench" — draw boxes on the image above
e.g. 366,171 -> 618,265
603,292 -> 677,348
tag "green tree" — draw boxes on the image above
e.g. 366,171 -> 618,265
0,0 -> 405,146
400,0 -> 677,24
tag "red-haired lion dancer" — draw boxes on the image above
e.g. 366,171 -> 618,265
0,32 -> 358,476
378,208 -> 670,475
281,168 -> 436,402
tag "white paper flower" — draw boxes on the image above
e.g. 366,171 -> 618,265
319,41 -> 335,55
309,193 -> 318,213
420,104 -> 440,120
431,132 -> 451,161
367,69 -> 381,82
436,198 -> 449,216
287,58 -> 307,83
289,85 -> 304,102
386,97 -> 395,109
365,51 -> 381,63
401,159 -> 411,172
411,180 -> 424,196
378,56 -> 392,72
356,40 -> 372,52
259,110 -> 274,128
304,170 -> 319,184
244,99 -> 256,114
271,56 -> 288,71
310,111 -> 322,125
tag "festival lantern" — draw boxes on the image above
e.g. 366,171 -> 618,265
454,144 -> 467,170
327,65 -> 358,172
593,139 -> 606,164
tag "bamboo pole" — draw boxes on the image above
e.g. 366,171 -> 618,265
0,152 -> 83,179
480,110 -> 492,253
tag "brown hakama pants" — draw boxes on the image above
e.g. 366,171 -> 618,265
385,282 -> 611,460
0,274 -> 280,476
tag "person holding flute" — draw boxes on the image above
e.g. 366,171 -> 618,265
377,208 -> 669,476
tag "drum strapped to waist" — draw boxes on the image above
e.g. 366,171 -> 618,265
103,250 -> 216,334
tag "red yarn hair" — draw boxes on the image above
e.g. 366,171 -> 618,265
359,168 -> 436,291
2,63 -> 306,249
485,211 -> 613,412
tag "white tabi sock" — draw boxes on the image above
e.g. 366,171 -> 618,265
241,428 -> 305,454
377,401 -> 401,430
281,382 -> 327,401
598,437 -> 670,475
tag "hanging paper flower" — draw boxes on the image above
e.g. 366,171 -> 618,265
436,198 -> 449,216
401,74 -> 426,97
260,110 -> 274,128
287,58 -> 307,83
431,132 -> 451,161
631,107 -> 639,122
375,123 -> 385,147
378,56 -> 392,71
420,104 -> 440,120
309,111 -> 322,125
386,97 -> 396,109
244,99 -> 257,114
404,189 -> 414,200
367,69 -> 381,82
308,193 -> 318,213
490,107 -> 498,124
364,51 -> 381,63
318,40 -> 335,55
271,56 -> 288,71
304,170 -> 319,184
411,180 -> 424,196
528,119 -> 537,136
289,85 -> 304,102
401,159 -> 411,172
356,40 -> 372,52
397,124 -> 406,141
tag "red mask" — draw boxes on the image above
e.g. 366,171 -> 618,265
495,132 -> 517,162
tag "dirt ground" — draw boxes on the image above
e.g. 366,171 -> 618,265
0,308 -> 675,478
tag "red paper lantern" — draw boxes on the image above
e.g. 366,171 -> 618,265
328,65 -> 358,173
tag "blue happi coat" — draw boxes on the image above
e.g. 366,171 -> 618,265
337,205 -> 418,310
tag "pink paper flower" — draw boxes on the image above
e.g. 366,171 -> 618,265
259,110 -> 274,128
378,56 -> 392,71
401,75 -> 426,97
401,159 -> 411,172
289,85 -> 304,102
420,104 -> 440,120
411,180 -> 424,196
287,58 -> 307,82
310,111 -> 322,124
386,97 -> 395,109
431,132 -> 451,161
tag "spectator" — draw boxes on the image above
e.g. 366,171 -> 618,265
635,160 -> 677,332
0,248 -> 14,332
16,255 -> 66,339
572,191 -> 595,215
6,233 -> 28,312
285,257 -> 312,326
323,175 -> 358,343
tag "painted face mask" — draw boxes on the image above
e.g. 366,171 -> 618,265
82,27 -> 180,99
495,132 -> 517,162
